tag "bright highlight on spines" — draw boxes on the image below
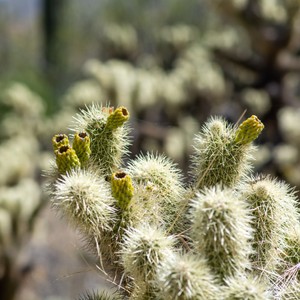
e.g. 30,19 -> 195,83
46,104 -> 300,299
190,185 -> 253,281
156,253 -> 219,300
191,116 -> 255,189
53,168 -> 116,237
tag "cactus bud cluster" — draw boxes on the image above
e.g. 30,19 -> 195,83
52,131 -> 91,174
46,106 -> 300,299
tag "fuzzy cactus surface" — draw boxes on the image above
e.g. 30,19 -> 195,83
46,104 -> 300,300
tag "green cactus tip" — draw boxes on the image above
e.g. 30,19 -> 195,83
72,132 -> 91,166
106,106 -> 130,131
111,171 -> 134,210
55,145 -> 81,174
234,115 -> 264,145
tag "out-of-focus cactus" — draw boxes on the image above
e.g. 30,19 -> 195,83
0,83 -> 46,300
46,104 -> 300,299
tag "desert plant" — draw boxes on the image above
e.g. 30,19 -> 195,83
46,104 -> 300,299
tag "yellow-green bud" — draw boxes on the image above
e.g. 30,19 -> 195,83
55,145 -> 81,174
52,134 -> 69,151
111,171 -> 134,210
72,132 -> 91,166
234,115 -> 264,145
106,106 -> 129,131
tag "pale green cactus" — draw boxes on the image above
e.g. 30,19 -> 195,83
240,176 -> 299,273
190,185 -> 253,281
46,104 -> 300,300
70,104 -> 131,176
156,253 -> 219,300
53,169 -> 116,237
222,274 -> 272,300
120,224 -> 175,299
191,116 -> 260,190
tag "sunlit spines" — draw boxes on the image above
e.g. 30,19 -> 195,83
191,116 -> 255,190
156,253 -> 219,300
70,103 -> 131,176
190,185 -> 253,281
52,168 -> 116,237
120,224 -> 175,298
222,273 -> 272,300
240,175 -> 300,272
126,152 -> 185,229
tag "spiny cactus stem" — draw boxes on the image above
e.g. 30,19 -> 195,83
195,155 -> 217,192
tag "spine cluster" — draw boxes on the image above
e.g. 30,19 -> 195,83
47,104 -> 300,300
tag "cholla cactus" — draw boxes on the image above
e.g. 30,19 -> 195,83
111,171 -> 134,211
156,253 -> 219,300
191,116 -> 257,189
46,104 -> 300,299
71,104 -> 130,176
190,186 -> 253,281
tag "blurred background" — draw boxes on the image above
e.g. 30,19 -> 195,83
1,0 -> 300,299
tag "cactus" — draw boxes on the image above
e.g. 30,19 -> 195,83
72,132 -> 91,166
46,104 -> 300,299
111,171 -> 134,211
70,103 -> 131,176
190,185 -> 253,281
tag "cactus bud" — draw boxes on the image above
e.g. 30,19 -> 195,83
72,132 -> 91,166
55,145 -> 81,174
234,115 -> 264,145
52,133 -> 69,151
111,171 -> 134,210
106,106 -> 129,131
